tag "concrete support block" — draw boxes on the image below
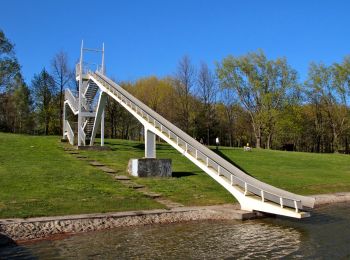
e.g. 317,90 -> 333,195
128,158 -> 172,177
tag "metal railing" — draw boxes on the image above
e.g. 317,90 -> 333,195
79,126 -> 86,145
76,62 -> 103,79
65,120 -> 74,145
90,71 -> 315,212
65,89 -> 78,112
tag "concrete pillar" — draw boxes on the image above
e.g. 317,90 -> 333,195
62,103 -> 66,139
145,128 -> 156,158
101,110 -> 105,146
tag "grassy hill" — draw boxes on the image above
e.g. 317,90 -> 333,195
0,132 -> 349,218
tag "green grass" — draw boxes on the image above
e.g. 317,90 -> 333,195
0,133 -> 163,218
1,132 -> 350,218
217,147 -> 350,195
78,139 -> 234,206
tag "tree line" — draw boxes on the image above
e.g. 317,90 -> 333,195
1,29 -> 349,153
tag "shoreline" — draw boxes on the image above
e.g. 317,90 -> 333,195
1,192 -> 349,243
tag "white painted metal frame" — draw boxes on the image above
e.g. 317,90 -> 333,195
89,91 -> 107,146
89,71 -> 315,219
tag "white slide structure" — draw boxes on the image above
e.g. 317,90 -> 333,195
63,43 -> 315,219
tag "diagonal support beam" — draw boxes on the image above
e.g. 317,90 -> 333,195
89,91 -> 107,146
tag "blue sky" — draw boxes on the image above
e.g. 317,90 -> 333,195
1,0 -> 350,84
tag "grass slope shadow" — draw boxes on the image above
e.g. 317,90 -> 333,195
212,148 -> 253,177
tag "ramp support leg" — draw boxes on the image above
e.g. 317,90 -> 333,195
101,110 -> 105,146
62,103 -> 66,139
145,128 -> 156,158
89,91 -> 107,146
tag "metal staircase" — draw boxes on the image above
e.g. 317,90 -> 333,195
83,81 -> 99,111
84,117 -> 95,142
63,76 -> 99,145
62,42 -> 315,219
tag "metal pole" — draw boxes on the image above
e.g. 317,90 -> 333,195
78,40 -> 84,146
101,43 -> 105,75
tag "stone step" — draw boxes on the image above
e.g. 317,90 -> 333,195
68,151 -> 79,155
98,166 -> 117,174
89,161 -> 105,166
142,192 -> 162,199
76,155 -> 88,159
115,175 -> 131,181
127,183 -> 145,189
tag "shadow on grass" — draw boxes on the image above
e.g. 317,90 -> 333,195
212,148 -> 252,177
172,171 -> 197,178
134,143 -> 145,150
103,141 -> 118,146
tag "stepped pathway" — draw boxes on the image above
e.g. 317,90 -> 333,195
61,144 -> 184,209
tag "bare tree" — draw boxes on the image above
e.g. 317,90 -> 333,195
197,62 -> 217,144
51,51 -> 73,134
221,88 -> 237,147
173,55 -> 196,133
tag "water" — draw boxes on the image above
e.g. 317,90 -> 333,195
1,203 -> 350,259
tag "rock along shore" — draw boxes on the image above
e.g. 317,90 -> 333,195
1,192 -> 349,243
0,204 -> 257,242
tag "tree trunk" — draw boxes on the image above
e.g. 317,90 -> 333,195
266,132 -> 272,149
255,127 -> 262,148
207,128 -> 210,146
333,130 -> 339,153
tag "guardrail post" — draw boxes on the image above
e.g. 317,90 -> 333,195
195,150 -> 198,159
230,174 -> 233,185
218,166 -> 221,176
244,183 -> 248,196
206,157 -> 209,167
280,197 -> 284,208
185,143 -> 188,153
261,190 -> 265,202
294,201 -> 299,213
176,136 -> 179,145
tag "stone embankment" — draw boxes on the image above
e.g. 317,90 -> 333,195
1,192 -> 349,243
313,192 -> 350,207
0,204 -> 257,242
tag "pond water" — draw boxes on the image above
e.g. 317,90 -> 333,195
1,203 -> 350,259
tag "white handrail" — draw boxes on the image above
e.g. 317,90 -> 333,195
91,72 -> 315,210
79,126 -> 86,145
65,89 -> 78,112
65,120 -> 74,145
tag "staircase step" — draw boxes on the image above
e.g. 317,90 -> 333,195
115,175 -> 131,181
89,161 -> 105,166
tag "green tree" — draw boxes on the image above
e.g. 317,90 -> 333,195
12,74 -> 33,133
217,50 -> 298,149
32,69 -> 57,135
0,29 -> 28,133
0,29 -> 20,91
305,61 -> 349,153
